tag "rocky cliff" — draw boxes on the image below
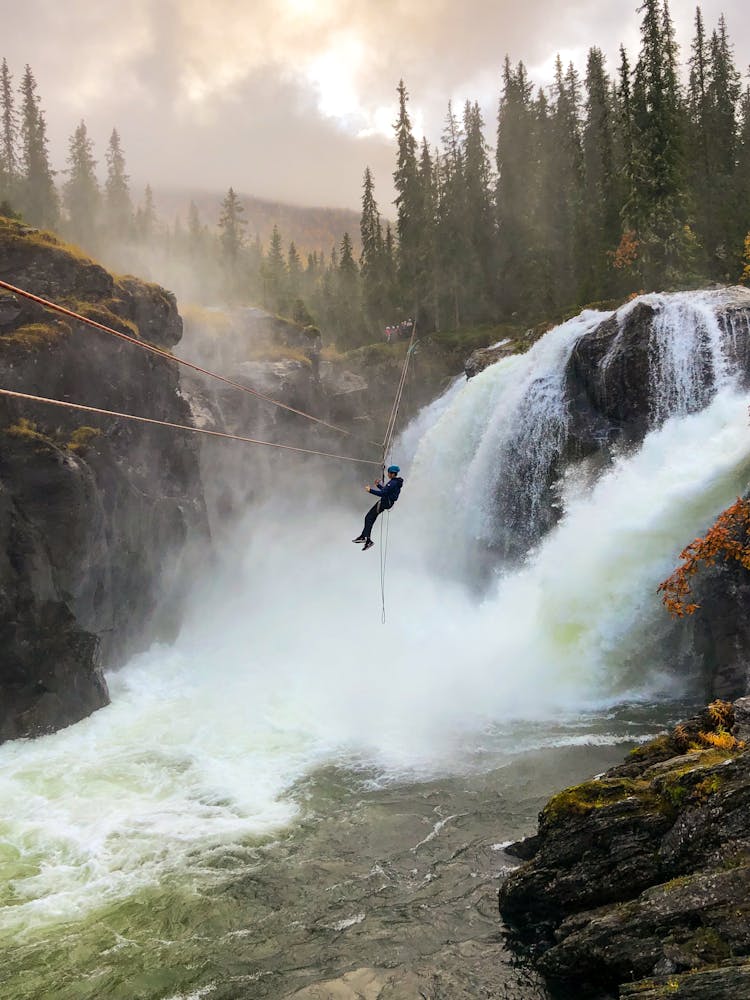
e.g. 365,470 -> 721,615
499,699 -> 750,999
0,219 -> 208,742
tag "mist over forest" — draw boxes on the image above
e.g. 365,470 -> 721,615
2,3 -> 750,352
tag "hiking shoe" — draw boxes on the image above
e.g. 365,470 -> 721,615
362,539 -> 374,551
352,536 -> 365,543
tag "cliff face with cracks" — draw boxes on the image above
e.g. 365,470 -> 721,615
499,700 -> 750,999
0,219 -> 208,742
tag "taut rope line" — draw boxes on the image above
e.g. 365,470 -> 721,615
0,279 -> 381,449
381,321 -> 417,466
0,388 -> 382,467
378,320 -> 418,624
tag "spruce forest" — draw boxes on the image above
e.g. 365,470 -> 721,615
2,1 -> 750,349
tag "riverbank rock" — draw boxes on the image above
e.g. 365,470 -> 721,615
0,218 -> 208,741
499,699 -> 750,998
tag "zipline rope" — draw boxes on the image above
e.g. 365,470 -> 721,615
379,508 -> 391,625
0,281 -> 422,621
378,320 -> 418,624
0,279 -> 381,449
381,321 -> 417,467
0,388 -> 382,467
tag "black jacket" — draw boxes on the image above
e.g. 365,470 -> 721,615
368,476 -> 403,507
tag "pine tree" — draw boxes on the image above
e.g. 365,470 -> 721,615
217,187 -> 247,300
217,187 -> 247,262
0,59 -> 18,207
437,100 -> 470,328
287,240 -> 302,301
707,16 -> 740,176
104,128 -> 132,241
359,165 -> 388,330
416,138 -> 439,330
687,7 -> 710,168
628,0 -> 688,285
335,231 -> 362,346
735,85 -> 750,276
706,15 -> 741,277
496,59 -> 540,314
462,101 -> 496,320
135,184 -> 157,242
537,56 -> 585,310
393,80 -> 421,314
263,224 -> 286,313
582,47 -> 620,296
18,65 -> 57,228
62,120 -> 99,248
187,200 -> 206,259
382,221 -> 398,319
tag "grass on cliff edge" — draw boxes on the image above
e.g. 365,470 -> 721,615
0,215 -> 98,266
0,320 -> 71,349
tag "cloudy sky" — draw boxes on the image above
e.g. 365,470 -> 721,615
2,0 -> 749,212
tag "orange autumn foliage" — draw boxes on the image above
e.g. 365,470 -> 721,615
611,230 -> 640,271
658,497 -> 750,617
741,232 -> 750,286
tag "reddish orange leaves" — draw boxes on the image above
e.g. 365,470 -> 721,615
658,498 -> 750,617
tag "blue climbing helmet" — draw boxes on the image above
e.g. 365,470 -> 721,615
387,465 -> 400,474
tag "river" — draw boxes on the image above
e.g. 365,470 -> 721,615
3,292 -> 750,998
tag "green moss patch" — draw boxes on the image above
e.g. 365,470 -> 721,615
0,320 -> 70,349
61,299 -> 139,338
541,777 -> 652,826
4,418 -> 56,448
67,426 -> 102,454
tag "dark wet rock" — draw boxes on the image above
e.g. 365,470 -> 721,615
0,218 -> 208,741
504,834 -> 541,861
686,540 -> 750,702
464,340 -> 516,379
620,961 -> 750,999
733,696 -> 750,741
563,288 -> 750,464
499,700 -> 750,998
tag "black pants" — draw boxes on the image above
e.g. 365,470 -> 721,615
362,499 -> 391,539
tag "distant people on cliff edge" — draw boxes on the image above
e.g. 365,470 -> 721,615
352,465 -> 404,551
383,319 -> 414,343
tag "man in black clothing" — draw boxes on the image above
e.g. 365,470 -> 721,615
353,465 -> 404,551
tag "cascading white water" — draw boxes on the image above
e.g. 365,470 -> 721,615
615,289 -> 739,424
403,310 -> 608,567
2,289 -> 750,952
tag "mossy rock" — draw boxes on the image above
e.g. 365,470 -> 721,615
0,320 -> 70,349
4,418 -> 56,449
61,299 -> 139,338
541,776 -> 654,827
0,217 -> 96,265
67,426 -> 102,454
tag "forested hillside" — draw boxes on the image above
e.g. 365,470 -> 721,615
2,1 -> 750,350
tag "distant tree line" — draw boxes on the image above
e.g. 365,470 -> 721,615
362,1 -> 750,338
3,2 -> 750,352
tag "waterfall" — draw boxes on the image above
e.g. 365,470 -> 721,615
2,289 -> 750,943
406,288 -> 750,569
